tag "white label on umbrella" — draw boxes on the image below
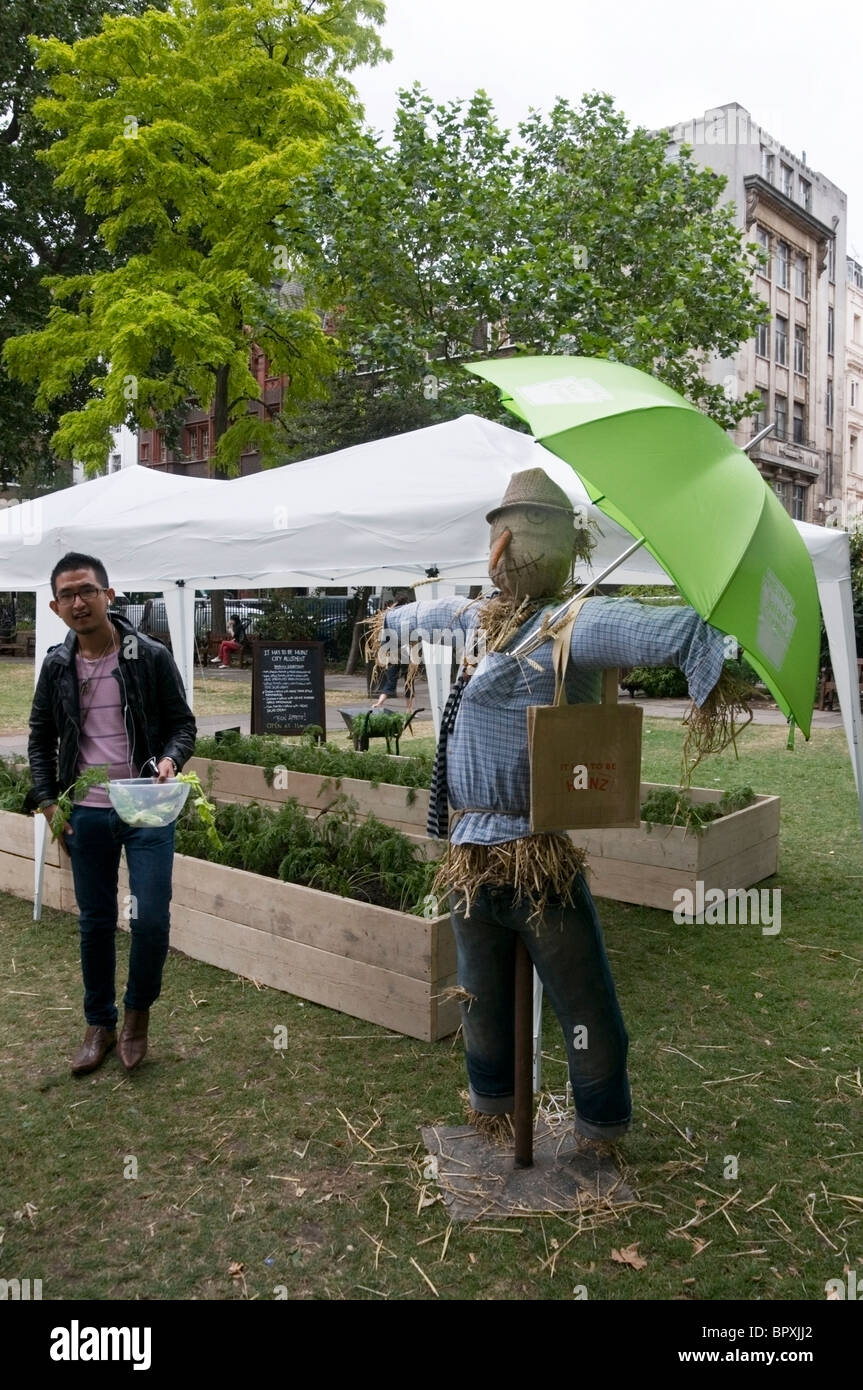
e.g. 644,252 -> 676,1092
757,569 -> 796,669
519,377 -> 614,406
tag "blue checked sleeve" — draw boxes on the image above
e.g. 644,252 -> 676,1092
382,596 -> 481,665
569,598 -> 727,707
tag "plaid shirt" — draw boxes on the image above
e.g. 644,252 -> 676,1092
385,596 -> 727,846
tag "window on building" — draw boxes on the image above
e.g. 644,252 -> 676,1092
794,324 -> 807,375
761,148 -> 775,183
794,253 -> 808,298
828,238 -> 836,282
793,400 -> 806,444
773,479 -> 790,509
855,261 -> 863,290
109,453 -> 121,474
827,306 -> 835,355
754,388 -> 768,430
186,426 -> 197,459
775,394 -> 787,439
775,315 -> 788,366
780,163 -> 794,198
755,225 -> 771,277
798,176 -> 811,211
826,378 -> 834,427
792,484 -> 806,520
139,441 -> 149,462
852,380 -> 859,409
775,241 -> 789,289
155,432 -> 164,463
755,318 -> 769,357
200,425 -> 210,457
772,391 -> 789,439
851,434 -> 859,474
855,314 -> 862,344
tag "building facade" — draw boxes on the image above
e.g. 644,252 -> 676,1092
845,256 -> 863,526
137,350 -> 290,478
665,104 -> 847,525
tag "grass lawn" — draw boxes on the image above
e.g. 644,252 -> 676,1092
1,718 -> 861,1301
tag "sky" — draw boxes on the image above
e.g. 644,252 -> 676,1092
352,0 -> 862,257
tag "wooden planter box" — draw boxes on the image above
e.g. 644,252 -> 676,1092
0,809 -> 458,1042
568,782 -> 780,911
186,755 -> 436,844
188,760 -> 780,912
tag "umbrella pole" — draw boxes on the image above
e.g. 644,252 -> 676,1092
514,937 -> 534,1168
509,535 -> 647,658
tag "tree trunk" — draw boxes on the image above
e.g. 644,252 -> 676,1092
209,363 -> 232,640
345,586 -> 372,674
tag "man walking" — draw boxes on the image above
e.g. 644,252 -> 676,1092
28,552 -> 197,1076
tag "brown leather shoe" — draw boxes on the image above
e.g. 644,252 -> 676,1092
71,1025 -> 117,1076
117,1008 -> 150,1071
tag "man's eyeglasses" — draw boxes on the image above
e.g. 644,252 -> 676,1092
55,585 -> 108,606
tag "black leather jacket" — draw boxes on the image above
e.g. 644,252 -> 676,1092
27,615 -> 197,807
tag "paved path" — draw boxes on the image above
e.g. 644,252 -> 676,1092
0,668 -> 844,757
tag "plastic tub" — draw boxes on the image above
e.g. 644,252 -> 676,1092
107,777 -> 191,827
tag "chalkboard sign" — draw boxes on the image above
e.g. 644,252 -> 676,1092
251,642 -> 326,738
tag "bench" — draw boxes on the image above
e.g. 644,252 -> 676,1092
0,631 -> 36,657
206,632 -> 254,668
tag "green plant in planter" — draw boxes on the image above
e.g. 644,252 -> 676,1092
175,771 -> 222,851
175,792 -> 436,914
193,733 -> 434,789
641,784 -> 756,835
0,756 -> 33,813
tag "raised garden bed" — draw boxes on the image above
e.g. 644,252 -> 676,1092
186,754 -> 436,843
188,752 -> 780,910
567,782 -> 780,911
0,807 -> 458,1042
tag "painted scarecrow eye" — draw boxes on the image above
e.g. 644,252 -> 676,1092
524,507 -> 550,525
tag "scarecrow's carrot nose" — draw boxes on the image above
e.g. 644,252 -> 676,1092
489,527 -> 512,572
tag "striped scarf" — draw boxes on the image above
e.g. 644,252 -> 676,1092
426,671 -> 470,839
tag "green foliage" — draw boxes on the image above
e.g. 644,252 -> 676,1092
193,732 -> 434,789
0,0 -> 162,491
641,784 -> 756,835
0,756 -> 33,813
285,87 -> 768,457
253,595 -> 318,643
175,792 -> 436,914
175,770 -> 222,851
621,665 -> 690,699
3,0 -> 389,475
51,764 -> 110,838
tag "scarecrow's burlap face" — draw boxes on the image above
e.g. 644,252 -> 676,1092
488,505 -> 576,600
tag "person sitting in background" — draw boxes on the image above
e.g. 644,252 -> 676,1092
210,614 -> 246,669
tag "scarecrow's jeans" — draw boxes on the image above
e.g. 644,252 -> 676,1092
448,874 -> 631,1139
67,805 -> 175,1029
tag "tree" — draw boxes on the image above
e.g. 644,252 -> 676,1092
3,0 -> 389,478
0,0 -> 160,493
288,87 -> 768,455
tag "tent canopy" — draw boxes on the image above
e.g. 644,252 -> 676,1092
1,414 -> 860,841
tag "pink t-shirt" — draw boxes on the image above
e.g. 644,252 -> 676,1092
75,651 -> 138,806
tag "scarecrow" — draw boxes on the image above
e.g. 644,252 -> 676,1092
367,468 -> 752,1154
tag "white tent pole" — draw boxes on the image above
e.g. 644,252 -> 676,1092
163,582 -> 197,710
32,587 -> 67,921
818,569 -> 863,845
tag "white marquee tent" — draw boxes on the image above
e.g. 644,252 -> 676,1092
1,414 -> 861,850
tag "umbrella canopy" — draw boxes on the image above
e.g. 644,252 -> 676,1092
469,356 -> 821,737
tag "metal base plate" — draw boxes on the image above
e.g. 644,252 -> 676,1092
421,1119 -> 634,1221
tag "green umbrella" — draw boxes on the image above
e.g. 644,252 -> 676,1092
469,355 -> 820,739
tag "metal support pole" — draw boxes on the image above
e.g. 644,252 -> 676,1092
514,937 -> 534,1168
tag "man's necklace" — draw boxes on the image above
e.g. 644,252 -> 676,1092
78,632 -> 118,704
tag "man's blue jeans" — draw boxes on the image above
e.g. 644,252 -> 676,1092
448,873 -> 631,1140
66,805 -> 176,1029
